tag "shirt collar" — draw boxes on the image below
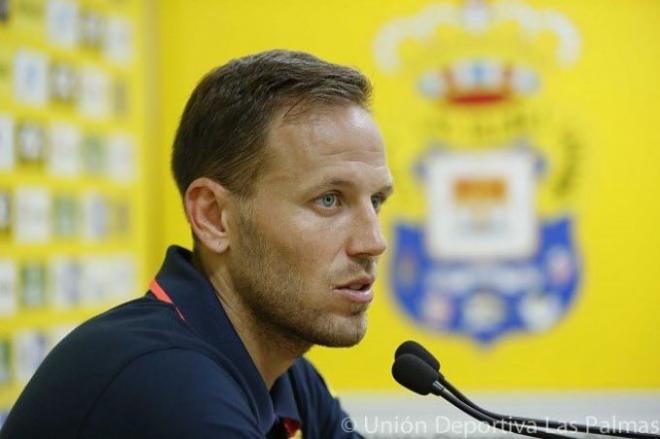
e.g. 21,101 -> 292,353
270,372 -> 301,423
152,245 -> 301,434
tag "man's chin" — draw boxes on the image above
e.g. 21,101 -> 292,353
309,315 -> 368,348
317,335 -> 365,348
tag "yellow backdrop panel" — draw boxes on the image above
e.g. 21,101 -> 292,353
155,0 -> 660,390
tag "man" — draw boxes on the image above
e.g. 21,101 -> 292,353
0,50 -> 392,438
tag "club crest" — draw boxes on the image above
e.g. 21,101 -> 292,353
374,0 -> 584,344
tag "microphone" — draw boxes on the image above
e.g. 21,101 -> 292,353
391,352 -> 441,395
395,340 -> 659,439
392,354 -> 573,439
395,340 -> 440,371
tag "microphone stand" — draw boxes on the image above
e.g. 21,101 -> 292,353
440,377 -> 657,439
429,380 -> 577,439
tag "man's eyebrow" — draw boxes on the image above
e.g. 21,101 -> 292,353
313,178 -> 394,196
379,184 -> 394,197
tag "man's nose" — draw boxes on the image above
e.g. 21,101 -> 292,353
346,204 -> 387,259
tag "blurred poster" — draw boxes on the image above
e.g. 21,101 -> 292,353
80,192 -> 108,241
48,122 -> 81,176
0,190 -> 10,236
46,0 -> 79,48
112,78 -> 129,117
376,0 -> 582,344
106,134 -> 135,182
79,256 -> 109,304
0,0 -> 148,414
0,259 -> 17,317
108,255 -> 136,301
112,197 -> 130,236
50,62 -> 78,105
104,17 -> 133,63
79,8 -> 104,50
0,115 -> 14,170
49,257 -> 81,309
13,50 -> 49,106
0,46 -> 11,102
78,66 -> 110,118
20,261 -> 47,309
13,330 -> 48,384
16,121 -> 46,168
52,194 -> 78,237
0,338 -> 10,387
14,186 -> 52,243
81,133 -> 106,175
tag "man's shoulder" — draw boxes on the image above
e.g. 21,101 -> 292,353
80,348 -> 262,438
0,296 -> 250,439
42,296 -> 194,372
45,295 -> 236,399
64,296 -> 192,351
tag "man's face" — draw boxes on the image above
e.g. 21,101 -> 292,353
227,103 -> 392,347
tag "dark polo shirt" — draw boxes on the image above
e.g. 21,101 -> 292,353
0,246 -> 362,438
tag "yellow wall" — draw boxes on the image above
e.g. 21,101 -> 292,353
155,0 -> 660,390
0,0 -> 155,409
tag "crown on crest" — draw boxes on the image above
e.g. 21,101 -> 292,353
374,0 -> 580,106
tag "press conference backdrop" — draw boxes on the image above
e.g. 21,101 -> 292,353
155,0 -> 660,432
157,0 -> 660,389
0,0 -> 156,421
2,0 -> 660,432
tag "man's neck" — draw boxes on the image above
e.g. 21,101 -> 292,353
193,251 -> 308,389
222,298 -> 311,388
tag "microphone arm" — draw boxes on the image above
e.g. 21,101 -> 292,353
440,377 -> 658,439
393,353 -> 575,439
395,340 -> 658,439
429,380 -> 576,439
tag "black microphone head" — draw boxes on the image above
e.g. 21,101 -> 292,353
391,353 -> 440,396
395,340 -> 440,372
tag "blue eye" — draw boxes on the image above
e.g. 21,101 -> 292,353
319,193 -> 337,208
371,195 -> 384,211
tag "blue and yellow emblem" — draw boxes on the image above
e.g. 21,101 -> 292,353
374,0 -> 584,344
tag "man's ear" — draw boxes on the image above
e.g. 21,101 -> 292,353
184,177 -> 233,254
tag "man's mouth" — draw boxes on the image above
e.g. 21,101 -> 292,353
333,276 -> 375,304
